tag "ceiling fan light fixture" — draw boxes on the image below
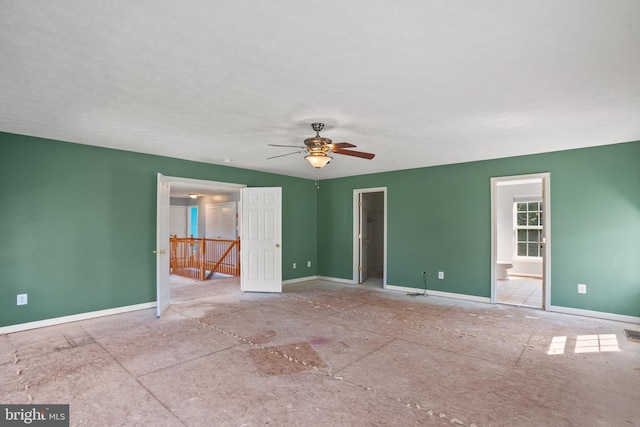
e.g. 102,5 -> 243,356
268,122 -> 375,168
305,153 -> 332,168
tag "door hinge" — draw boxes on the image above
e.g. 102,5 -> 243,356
358,233 -> 362,239
358,266 -> 362,272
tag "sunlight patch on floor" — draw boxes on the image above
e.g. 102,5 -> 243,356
575,334 -> 619,353
547,336 -> 567,355
547,334 -> 619,355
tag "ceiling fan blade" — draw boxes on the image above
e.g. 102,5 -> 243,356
332,148 -> 375,159
268,144 -> 306,148
330,142 -> 357,149
267,151 -> 305,160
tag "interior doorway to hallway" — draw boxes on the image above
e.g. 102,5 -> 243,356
353,188 -> 387,288
156,175 -> 246,317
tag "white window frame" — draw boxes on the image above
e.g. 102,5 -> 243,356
513,196 -> 543,260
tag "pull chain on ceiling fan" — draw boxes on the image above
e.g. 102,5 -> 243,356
268,123 -> 375,169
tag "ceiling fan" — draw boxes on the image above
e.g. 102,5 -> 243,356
268,123 -> 375,168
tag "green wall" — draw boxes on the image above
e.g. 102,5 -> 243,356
0,133 -> 317,327
2,132 -> 639,328
318,141 -> 640,317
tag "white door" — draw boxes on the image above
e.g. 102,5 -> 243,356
240,187 -> 282,293
359,193 -> 369,283
156,173 -> 171,317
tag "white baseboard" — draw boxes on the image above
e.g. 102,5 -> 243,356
283,275 -> 318,285
316,276 -> 356,285
549,305 -> 640,324
4,286 -> 635,336
386,284 -> 491,303
284,276 -> 357,285
300,277 -> 492,304
0,302 -> 157,335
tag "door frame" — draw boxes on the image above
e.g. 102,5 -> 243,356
352,187 -> 387,286
490,173 -> 551,310
156,175 -> 245,316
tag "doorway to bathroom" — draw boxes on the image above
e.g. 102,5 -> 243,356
490,173 -> 551,310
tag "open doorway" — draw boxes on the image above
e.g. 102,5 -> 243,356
170,198 -> 240,282
170,182 -> 241,280
156,175 -> 245,316
491,173 -> 551,310
157,176 -> 283,316
353,187 -> 387,288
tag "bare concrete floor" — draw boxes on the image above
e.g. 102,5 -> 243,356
2,278 -> 640,426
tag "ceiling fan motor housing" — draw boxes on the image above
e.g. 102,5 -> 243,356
305,123 -> 332,147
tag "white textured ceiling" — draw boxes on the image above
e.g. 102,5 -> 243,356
1,1 -> 639,179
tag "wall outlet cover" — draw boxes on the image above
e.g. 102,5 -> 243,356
438,271 -> 444,279
578,284 -> 587,294
293,263 -> 296,269
17,294 -> 28,305
307,261 -> 311,268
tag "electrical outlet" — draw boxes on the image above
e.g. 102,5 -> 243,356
578,284 -> 586,294
17,294 -> 28,305
307,261 -> 311,268
293,263 -> 296,269
438,271 -> 444,279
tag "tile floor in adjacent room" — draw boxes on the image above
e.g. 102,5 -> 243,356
496,276 -> 543,308
2,277 -> 640,426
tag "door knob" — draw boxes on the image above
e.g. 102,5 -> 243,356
275,243 -> 281,247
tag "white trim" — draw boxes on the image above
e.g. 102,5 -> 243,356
283,275 -> 319,285
386,284 -> 492,303
162,175 -> 246,191
353,187 -> 387,287
542,175 -> 551,309
302,277 -> 491,303
0,302 -> 157,334
316,276 -> 356,285
549,305 -> 640,325
513,195 -> 542,202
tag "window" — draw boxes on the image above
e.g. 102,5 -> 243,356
515,200 -> 542,258
188,206 -> 198,238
